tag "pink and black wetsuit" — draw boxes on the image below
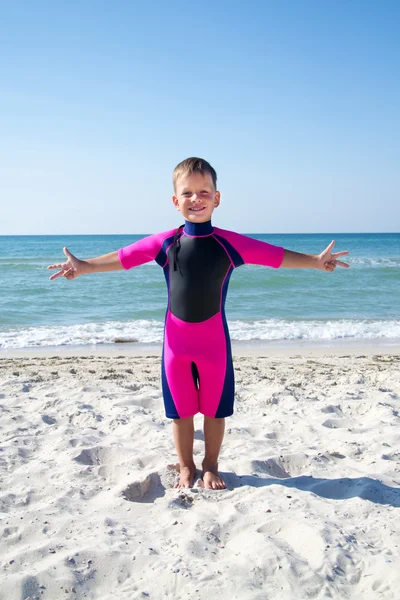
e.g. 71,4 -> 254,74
118,220 -> 284,419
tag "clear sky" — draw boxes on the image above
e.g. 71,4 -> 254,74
1,0 -> 399,234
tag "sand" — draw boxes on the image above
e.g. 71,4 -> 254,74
0,347 -> 399,600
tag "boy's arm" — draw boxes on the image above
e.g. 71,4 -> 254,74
48,229 -> 177,281
214,229 -> 349,273
48,247 -> 123,280
281,240 -> 350,272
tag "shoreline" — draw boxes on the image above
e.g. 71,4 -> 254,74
1,338 -> 400,359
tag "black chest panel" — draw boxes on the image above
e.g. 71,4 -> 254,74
168,235 -> 231,322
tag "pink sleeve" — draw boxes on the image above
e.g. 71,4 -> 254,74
215,228 -> 285,269
118,229 -> 176,270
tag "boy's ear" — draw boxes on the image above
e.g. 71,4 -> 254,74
172,195 -> 180,211
214,191 -> 221,207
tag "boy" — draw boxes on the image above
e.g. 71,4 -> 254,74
48,157 -> 350,490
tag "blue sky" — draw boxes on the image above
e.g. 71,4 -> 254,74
1,0 -> 399,234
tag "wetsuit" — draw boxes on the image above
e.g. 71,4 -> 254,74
118,220 -> 284,419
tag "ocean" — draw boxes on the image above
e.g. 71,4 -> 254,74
0,232 -> 399,350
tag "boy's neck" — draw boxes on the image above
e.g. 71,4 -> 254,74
183,220 -> 213,236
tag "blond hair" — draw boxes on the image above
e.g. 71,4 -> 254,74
172,157 -> 217,191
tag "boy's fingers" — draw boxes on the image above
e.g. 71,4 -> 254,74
332,251 -> 349,257
326,240 -> 335,252
49,267 -> 75,281
49,270 -> 65,280
63,247 -> 75,258
324,259 -> 349,270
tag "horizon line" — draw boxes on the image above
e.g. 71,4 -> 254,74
0,231 -> 399,237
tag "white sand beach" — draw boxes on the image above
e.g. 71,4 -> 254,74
1,347 -> 399,600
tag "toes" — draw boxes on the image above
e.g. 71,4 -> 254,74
202,475 -> 226,490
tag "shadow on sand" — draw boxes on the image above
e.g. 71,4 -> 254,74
122,470 -> 400,507
222,472 -> 400,507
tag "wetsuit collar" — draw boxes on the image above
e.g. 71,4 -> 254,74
183,220 -> 213,236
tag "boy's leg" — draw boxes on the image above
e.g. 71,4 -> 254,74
202,416 -> 226,489
173,417 -> 196,488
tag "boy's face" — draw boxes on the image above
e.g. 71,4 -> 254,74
172,172 -> 220,223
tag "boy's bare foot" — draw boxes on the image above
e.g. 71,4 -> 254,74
174,463 -> 197,488
201,461 -> 226,490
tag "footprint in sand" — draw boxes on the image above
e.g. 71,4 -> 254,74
322,418 -> 353,429
41,415 -> 57,425
0,494 -> 17,513
21,574 -> 42,600
73,445 -> 139,471
382,451 -> 400,461
73,445 -> 164,489
122,474 -> 153,500
321,404 -> 343,416
123,382 -> 143,391
74,446 -> 114,466
121,472 -> 166,502
251,452 -> 311,478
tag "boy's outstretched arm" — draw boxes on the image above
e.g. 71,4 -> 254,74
281,240 -> 350,272
47,247 -> 123,281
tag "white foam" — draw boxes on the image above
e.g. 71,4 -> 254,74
0,320 -> 164,349
349,257 -> 400,268
1,318 -> 400,349
228,318 -> 400,341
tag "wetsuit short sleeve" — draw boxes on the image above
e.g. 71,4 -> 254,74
213,228 -> 284,269
118,228 -> 177,269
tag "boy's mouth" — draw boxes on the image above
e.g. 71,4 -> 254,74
189,207 -> 206,212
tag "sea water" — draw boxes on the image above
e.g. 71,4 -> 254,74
0,232 -> 399,349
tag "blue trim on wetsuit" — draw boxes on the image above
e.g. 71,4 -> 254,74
183,220 -> 213,236
161,345 -> 180,418
215,266 -> 235,418
213,233 -> 245,268
161,262 -> 180,418
155,233 -> 178,266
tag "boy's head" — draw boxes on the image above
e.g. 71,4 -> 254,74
172,157 -> 220,223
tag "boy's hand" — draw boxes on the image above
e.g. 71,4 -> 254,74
318,241 -> 350,272
47,247 -> 89,281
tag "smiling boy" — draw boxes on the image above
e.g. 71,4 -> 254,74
48,157 -> 349,489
